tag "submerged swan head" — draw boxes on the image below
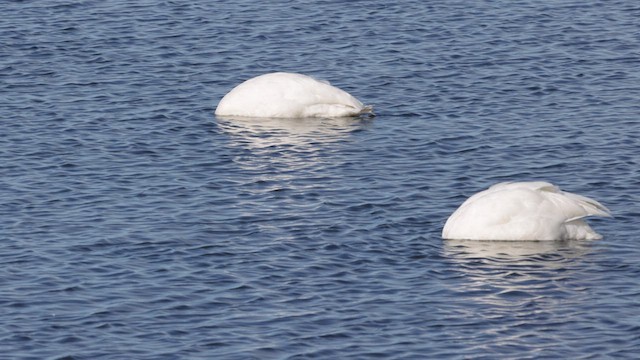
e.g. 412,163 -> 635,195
442,181 -> 611,241
215,72 -> 373,118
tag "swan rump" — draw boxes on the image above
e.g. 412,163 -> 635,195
442,181 -> 611,241
215,72 -> 373,118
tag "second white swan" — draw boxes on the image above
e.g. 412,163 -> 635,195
442,181 -> 611,241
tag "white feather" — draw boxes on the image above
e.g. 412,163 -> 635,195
215,72 -> 373,118
442,181 -> 611,241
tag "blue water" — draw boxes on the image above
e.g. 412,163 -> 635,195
2,1 -> 640,358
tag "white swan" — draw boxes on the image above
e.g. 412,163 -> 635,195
442,181 -> 611,241
215,72 -> 373,118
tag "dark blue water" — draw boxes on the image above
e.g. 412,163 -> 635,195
2,1 -> 640,358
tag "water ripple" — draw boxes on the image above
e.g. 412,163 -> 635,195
2,0 -> 640,359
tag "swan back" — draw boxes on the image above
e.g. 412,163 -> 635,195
215,72 -> 372,118
442,181 -> 610,241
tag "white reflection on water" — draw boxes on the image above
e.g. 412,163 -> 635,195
213,116 -> 372,234
215,115 -> 370,149
215,116 -> 372,195
442,239 -> 596,327
443,239 -> 594,260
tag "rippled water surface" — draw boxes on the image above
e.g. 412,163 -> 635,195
2,1 -> 640,358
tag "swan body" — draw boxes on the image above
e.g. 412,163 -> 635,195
442,181 -> 611,241
215,72 -> 372,118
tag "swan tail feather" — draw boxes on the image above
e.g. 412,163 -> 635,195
360,105 -> 374,116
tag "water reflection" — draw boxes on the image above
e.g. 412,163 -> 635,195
213,116 -> 372,223
443,239 -> 593,260
442,240 -> 595,316
438,240 -> 598,351
215,116 -> 372,186
215,115 -> 370,149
